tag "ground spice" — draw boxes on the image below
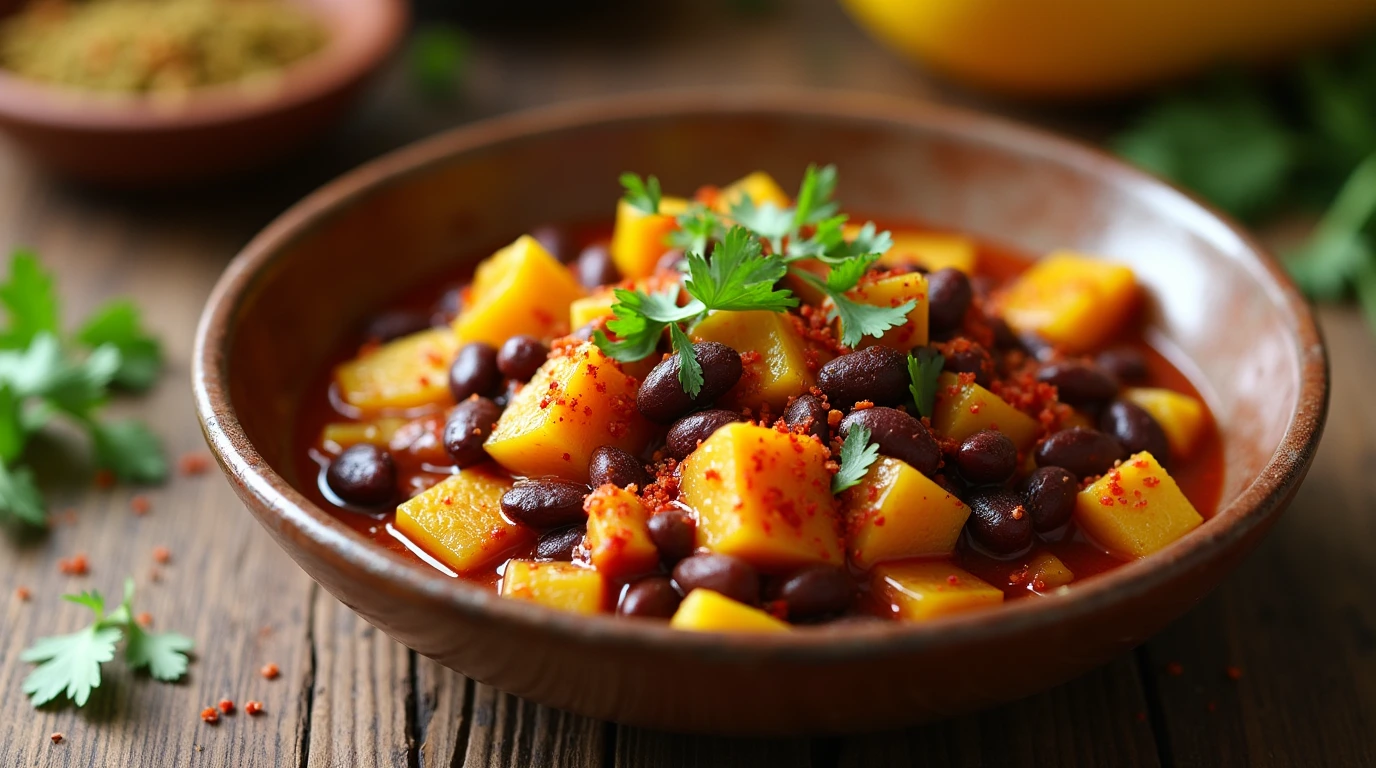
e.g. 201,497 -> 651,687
58,553 -> 89,575
200,707 -> 219,725
1225,666 -> 1243,681
130,494 -> 151,515
152,545 -> 171,564
50,732 -> 63,744
1166,661 -> 1184,676
245,700 -> 264,716
218,699 -> 235,715
16,586 -> 30,601
260,663 -> 280,680
178,452 -> 211,476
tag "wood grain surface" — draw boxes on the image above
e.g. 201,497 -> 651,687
0,2 -> 1372,766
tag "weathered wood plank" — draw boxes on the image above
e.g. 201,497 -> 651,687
615,729 -> 813,768
460,685 -> 604,768
415,656 -> 471,768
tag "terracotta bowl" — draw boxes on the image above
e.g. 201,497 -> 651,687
193,91 -> 1328,734
0,0 -> 406,185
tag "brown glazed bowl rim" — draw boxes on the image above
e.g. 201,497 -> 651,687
193,89 -> 1329,662
0,0 -> 406,132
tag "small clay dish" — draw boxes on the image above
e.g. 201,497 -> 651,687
193,90 -> 1328,734
0,0 -> 406,185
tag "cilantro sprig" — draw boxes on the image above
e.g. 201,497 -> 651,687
908,348 -> 945,419
620,172 -> 662,215
832,423 -> 879,494
22,579 -> 193,707
0,251 -> 166,529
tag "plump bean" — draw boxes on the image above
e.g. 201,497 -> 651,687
449,342 -> 502,402
989,316 -> 1020,350
530,224 -> 572,263
955,430 -> 1017,485
618,577 -> 681,619
818,345 -> 910,409
672,553 -> 760,605
1035,427 -> 1126,478
364,310 -> 430,343
588,445 -> 649,489
777,566 -> 853,620
575,244 -> 619,288
1097,346 -> 1149,384
1099,400 -> 1171,466
534,525 -> 585,561
636,342 -> 742,423
839,407 -> 940,477
666,409 -> 740,460
967,488 -> 1033,555
927,268 -> 973,332
647,510 -> 696,563
943,342 -> 993,388
326,445 -> 396,507
1036,361 -> 1118,406
500,479 -> 588,529
442,396 -> 503,467
784,393 -> 830,443
497,335 -> 548,381
1021,466 -> 1077,532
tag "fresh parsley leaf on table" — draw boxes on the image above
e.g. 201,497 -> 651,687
831,423 -> 879,494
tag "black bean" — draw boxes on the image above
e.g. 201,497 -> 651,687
325,445 -> 396,507
942,343 -> 993,388
784,394 -> 830,443
575,244 -> 619,288
1035,427 -> 1126,478
665,409 -> 740,460
1099,400 -> 1171,466
636,342 -> 742,423
588,445 -> 649,489
442,396 -> 502,467
530,224 -> 572,263
363,310 -> 430,343
449,342 -> 502,402
927,268 -> 973,332
818,345 -> 910,409
534,525 -> 585,561
618,577 -> 681,619
970,274 -> 997,299
989,316 -> 1020,350
955,430 -> 1017,485
839,407 -> 940,477
1097,347 -> 1150,384
500,480 -> 589,529
1037,361 -> 1118,406
967,487 -> 1032,555
648,510 -> 696,563
672,554 -> 759,605
1021,466 -> 1076,532
777,566 -> 853,620
496,335 -> 548,381
432,286 -> 463,325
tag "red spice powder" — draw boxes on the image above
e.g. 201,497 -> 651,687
152,545 -> 171,564
50,733 -> 63,744
58,554 -> 89,576
94,469 -> 116,489
261,663 -> 280,680
130,495 -> 152,516
16,586 -> 30,601
218,699 -> 235,715
1166,662 -> 1184,676
200,707 -> 220,725
245,700 -> 265,716
1225,666 -> 1243,681
178,453 -> 212,476
137,612 -> 153,627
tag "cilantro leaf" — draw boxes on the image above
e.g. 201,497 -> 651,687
408,23 -> 470,98
825,221 -> 894,264
824,252 -> 882,293
21,625 -> 121,707
832,423 -> 879,494
0,385 -> 24,462
594,285 -> 700,364
792,164 -> 840,230
669,323 -> 704,399
908,348 -> 946,418
76,300 -> 162,391
0,251 -> 60,350
90,419 -> 167,484
668,204 -> 724,256
729,195 -> 795,252
1286,150 -> 1376,300
124,625 -> 194,682
0,460 -> 44,527
620,172 -> 662,215
793,270 -> 914,348
683,226 -> 796,313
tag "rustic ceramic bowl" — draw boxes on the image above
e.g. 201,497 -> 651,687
193,91 -> 1328,734
0,0 -> 406,185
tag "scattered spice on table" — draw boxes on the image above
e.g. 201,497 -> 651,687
260,662 -> 279,680
50,732 -> 63,744
16,585 -> 30,601
95,469 -> 116,489
136,611 -> 153,626
152,545 -> 171,564
178,452 -> 211,476
200,707 -> 219,725
245,700 -> 264,716
130,494 -> 151,515
218,698 -> 235,715
1166,661 -> 1184,676
57,553 -> 89,575
1226,665 -> 1243,680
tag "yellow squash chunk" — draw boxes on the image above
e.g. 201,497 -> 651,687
842,272 -> 930,351
485,342 -> 652,481
1024,551 -> 1074,592
395,469 -> 532,574
609,196 -> 689,280
1124,387 -> 1208,458
569,289 -> 617,330
585,485 -> 659,579
932,373 -> 1039,450
999,252 -> 1138,354
454,235 -> 585,345
713,171 -> 790,213
781,257 -> 830,305
680,422 -> 842,571
334,328 -> 457,412
844,226 -> 978,274
1075,451 -> 1203,560
874,561 -> 1004,622
669,589 -> 790,633
691,310 -> 816,411
843,457 -> 970,570
501,561 -> 606,615
321,418 -> 406,451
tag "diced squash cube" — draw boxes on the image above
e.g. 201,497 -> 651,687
585,485 -> 659,579
501,560 -> 606,615
781,257 -> 830,305
454,235 -> 585,345
851,226 -> 978,274
569,290 -> 617,330
874,561 -> 1004,622
713,171 -> 790,213
485,342 -> 652,481
669,589 -> 790,633
334,328 -> 457,412
932,373 -> 1039,450
321,418 -> 406,451
1124,387 -> 1208,458
395,469 -> 533,574
842,457 -> 970,570
1074,451 -> 1203,560
610,197 -> 689,280
691,310 -> 816,411
999,252 -> 1138,354
680,422 -> 842,571
1024,551 -> 1074,592
842,272 -> 930,351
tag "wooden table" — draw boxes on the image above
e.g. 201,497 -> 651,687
2,2 -> 1373,765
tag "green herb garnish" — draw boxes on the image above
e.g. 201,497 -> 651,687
620,172 -> 663,215
832,423 -> 879,494
908,348 -> 945,419
22,579 -> 193,707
